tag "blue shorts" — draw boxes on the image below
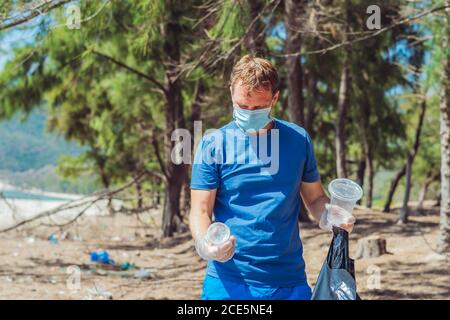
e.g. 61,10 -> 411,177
201,274 -> 312,300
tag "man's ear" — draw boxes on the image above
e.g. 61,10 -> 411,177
269,91 -> 280,118
273,90 -> 280,105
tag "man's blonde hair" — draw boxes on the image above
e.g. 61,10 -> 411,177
229,55 -> 279,94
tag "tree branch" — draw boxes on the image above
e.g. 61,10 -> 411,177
273,4 -> 450,57
0,0 -> 73,31
0,171 -> 149,233
91,49 -> 168,95
151,132 -> 169,181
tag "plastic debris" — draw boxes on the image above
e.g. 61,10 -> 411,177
72,234 -> 83,241
26,237 -> 35,244
90,250 -> 115,264
134,268 -> 152,280
83,282 -> 113,300
120,262 -> 135,271
48,234 -> 59,245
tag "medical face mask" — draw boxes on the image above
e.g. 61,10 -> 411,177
232,105 -> 273,132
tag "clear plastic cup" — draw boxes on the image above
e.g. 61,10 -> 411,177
327,178 -> 363,226
205,222 -> 230,246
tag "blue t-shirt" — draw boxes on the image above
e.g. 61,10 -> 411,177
190,118 -> 320,287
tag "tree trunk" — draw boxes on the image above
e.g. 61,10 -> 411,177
438,16 -> 450,253
434,192 -> 441,207
356,158 -> 366,191
399,156 -> 412,224
162,178 -> 184,236
356,158 -> 365,205
150,175 -> 162,208
399,98 -> 427,223
284,0 -> 306,126
135,178 -> 143,210
417,182 -> 427,214
335,64 -> 350,178
417,171 -> 439,213
354,237 -> 388,259
160,3 -> 188,237
366,154 -> 374,208
97,157 -> 114,215
384,99 -> 427,213
245,0 -> 268,56
156,191 -> 161,206
358,93 -> 373,208
181,80 -> 204,217
180,177 -> 190,216
305,70 -> 318,137
335,12 -> 351,179
285,0 -> 309,223
383,165 -> 406,212
190,80 -> 204,129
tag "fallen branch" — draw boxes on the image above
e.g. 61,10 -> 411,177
0,170 -> 149,233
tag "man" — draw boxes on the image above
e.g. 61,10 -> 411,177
189,55 -> 355,300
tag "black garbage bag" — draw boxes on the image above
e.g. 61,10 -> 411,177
311,227 -> 361,300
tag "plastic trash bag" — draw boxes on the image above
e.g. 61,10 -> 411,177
311,227 -> 361,300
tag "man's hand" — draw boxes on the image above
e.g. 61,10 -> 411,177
196,235 -> 236,262
320,203 -> 356,233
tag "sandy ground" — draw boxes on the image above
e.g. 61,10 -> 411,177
0,202 -> 448,300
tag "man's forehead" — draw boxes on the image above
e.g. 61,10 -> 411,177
232,81 -> 273,101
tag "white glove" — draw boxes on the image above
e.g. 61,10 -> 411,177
319,207 -> 332,231
195,234 -> 236,262
319,203 -> 356,233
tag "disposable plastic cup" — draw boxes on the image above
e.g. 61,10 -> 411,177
327,178 -> 363,226
205,222 -> 230,246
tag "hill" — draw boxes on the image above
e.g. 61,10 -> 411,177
0,108 -> 81,172
0,108 -> 97,194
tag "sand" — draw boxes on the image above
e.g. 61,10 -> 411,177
0,203 -> 448,300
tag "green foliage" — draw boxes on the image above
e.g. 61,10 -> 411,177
0,0 -> 445,208
208,0 -> 248,52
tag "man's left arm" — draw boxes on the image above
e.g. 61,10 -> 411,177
300,181 -> 355,233
300,181 -> 329,222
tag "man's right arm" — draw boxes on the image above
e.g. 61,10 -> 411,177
189,188 -> 236,262
189,188 -> 217,241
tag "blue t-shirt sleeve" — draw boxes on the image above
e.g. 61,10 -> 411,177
190,136 -> 220,190
302,131 -> 320,182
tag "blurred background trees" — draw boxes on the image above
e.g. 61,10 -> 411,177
0,0 -> 448,251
